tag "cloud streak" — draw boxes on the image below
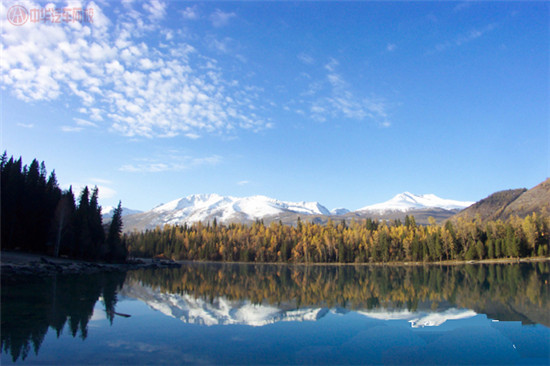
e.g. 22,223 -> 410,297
119,154 -> 222,173
430,23 -> 497,54
17,123 -> 34,129
209,9 -> 236,27
305,58 -> 392,127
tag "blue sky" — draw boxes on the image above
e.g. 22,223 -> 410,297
1,1 -> 548,211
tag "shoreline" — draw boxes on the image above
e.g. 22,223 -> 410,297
0,250 -> 180,278
175,256 -> 550,267
2,250 -> 548,278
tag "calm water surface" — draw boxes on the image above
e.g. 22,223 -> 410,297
2,262 -> 549,365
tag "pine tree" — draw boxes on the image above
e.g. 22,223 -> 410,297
89,186 -> 105,259
75,187 -> 92,259
106,201 -> 126,262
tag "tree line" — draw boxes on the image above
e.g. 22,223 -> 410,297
1,152 -> 126,262
126,212 -> 549,264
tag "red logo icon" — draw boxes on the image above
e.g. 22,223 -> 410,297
7,5 -> 28,26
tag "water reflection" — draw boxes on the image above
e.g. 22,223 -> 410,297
127,262 -> 550,327
1,262 -> 548,363
1,272 -> 126,362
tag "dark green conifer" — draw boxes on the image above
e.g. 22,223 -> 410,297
106,201 -> 126,262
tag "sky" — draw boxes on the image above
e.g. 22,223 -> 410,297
1,0 -> 548,212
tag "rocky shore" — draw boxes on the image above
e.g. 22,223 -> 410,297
1,251 -> 181,278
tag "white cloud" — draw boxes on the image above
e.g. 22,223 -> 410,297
61,125 -> 84,132
1,1 -> 270,138
324,58 -> 339,72
119,154 -> 221,173
143,0 -> 166,21
181,5 -> 199,20
185,133 -> 201,139
75,118 -> 98,127
17,123 -> 34,128
208,36 -> 234,54
386,43 -> 396,52
430,23 -> 497,54
209,9 -> 236,28
305,58 -> 392,127
298,53 -> 315,65
97,185 -> 117,199
63,183 -> 117,201
237,180 -> 250,186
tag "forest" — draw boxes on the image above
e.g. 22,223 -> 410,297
125,212 -> 549,264
1,153 -> 126,262
2,152 -> 548,265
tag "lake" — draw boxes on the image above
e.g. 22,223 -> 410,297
2,262 -> 549,365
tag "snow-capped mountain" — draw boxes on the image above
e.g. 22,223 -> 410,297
331,208 -> 350,215
123,194 -> 331,231
358,192 -> 474,213
152,194 -> 330,219
102,206 -> 143,219
121,192 -> 475,232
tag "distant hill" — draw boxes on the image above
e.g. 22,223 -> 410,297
451,178 -> 549,221
500,179 -> 550,218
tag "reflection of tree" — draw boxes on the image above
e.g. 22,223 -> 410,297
1,272 -> 126,362
129,262 -> 549,325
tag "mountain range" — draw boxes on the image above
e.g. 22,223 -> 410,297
119,192 -> 473,233
113,178 -> 548,233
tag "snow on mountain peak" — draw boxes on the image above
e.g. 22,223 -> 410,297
147,194 -> 331,226
101,206 -> 142,219
331,208 -> 350,215
358,192 -> 474,213
122,191 -> 475,232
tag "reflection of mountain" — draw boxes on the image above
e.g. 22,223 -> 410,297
128,262 -> 550,327
122,282 -> 329,326
122,280 -> 477,328
358,308 -> 477,328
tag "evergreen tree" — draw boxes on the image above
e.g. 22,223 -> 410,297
89,187 -> 105,259
53,191 -> 75,257
0,152 -> 120,261
106,201 -> 126,262
75,187 -> 92,259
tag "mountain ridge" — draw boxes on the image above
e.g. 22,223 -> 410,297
102,206 -> 143,220
450,178 -> 549,222
120,192 -> 473,233
358,192 -> 474,213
